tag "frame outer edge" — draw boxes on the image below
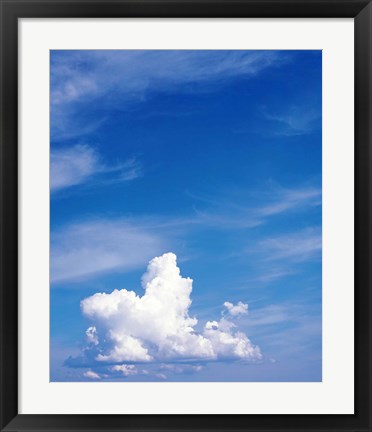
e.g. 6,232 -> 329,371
0,1 -> 371,431
0,1 -> 19,431
355,2 -> 372,431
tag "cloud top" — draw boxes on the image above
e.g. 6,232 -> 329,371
79,253 -> 261,373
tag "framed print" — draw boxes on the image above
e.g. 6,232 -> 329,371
0,1 -> 371,431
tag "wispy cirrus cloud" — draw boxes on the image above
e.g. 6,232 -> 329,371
262,105 -> 321,136
254,268 -> 296,283
51,145 -> 98,191
242,300 -> 322,359
50,182 -> 321,285
235,227 -> 321,286
50,144 -> 142,193
258,185 -> 321,217
51,50 -> 286,107
259,227 -> 322,263
50,219 -> 167,284
50,50 -> 289,139
244,300 -> 322,368
159,363 -> 204,375
186,183 -> 321,230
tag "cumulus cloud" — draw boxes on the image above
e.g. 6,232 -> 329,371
83,370 -> 101,380
223,301 -> 248,317
85,326 -> 99,345
75,253 -> 261,378
110,364 -> 138,376
51,144 -> 142,193
203,317 -> 259,360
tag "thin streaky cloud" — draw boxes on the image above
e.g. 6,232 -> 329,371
50,183 -> 321,284
239,300 -> 322,363
242,300 -> 321,333
50,144 -> 142,193
258,227 -> 322,263
259,185 -> 321,217
262,105 -> 321,136
50,219 -> 168,284
244,304 -> 290,328
51,51 -> 287,107
50,50 -> 290,139
255,268 -> 296,283
50,144 -> 98,191
186,184 -> 321,230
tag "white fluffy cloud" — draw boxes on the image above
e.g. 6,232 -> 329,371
85,326 -> 99,345
83,370 -> 101,380
110,364 -> 138,376
223,301 -> 248,317
80,253 -> 261,372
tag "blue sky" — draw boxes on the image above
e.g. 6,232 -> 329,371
50,50 -> 322,382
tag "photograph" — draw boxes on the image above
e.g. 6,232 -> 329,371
50,49 -> 322,382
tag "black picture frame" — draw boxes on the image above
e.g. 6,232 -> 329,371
1,1 -> 371,431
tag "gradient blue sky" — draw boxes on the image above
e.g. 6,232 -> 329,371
50,50 -> 322,382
